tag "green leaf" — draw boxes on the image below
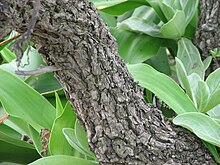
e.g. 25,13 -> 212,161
0,69 -> 56,131
118,17 -> 163,38
149,47 -> 171,75
111,27 -> 162,64
55,92 -> 64,118
49,102 -> 76,156
175,57 -> 193,100
28,125 -> 43,156
194,81 -> 210,112
206,68 -> 220,94
208,106 -> 220,124
177,38 -> 204,78
127,63 -> 197,114
160,3 -> 175,21
99,11 -> 117,27
173,112 -> 220,147
132,6 -> 160,23
63,128 -> 87,156
91,0 -> 150,16
75,120 -> 95,158
204,89 -> 220,113
63,128 -> 96,159
147,0 -> 167,22
0,124 -> 21,140
25,73 -> 62,95
0,139 -> 39,164
181,0 -> 199,26
160,10 -> 186,39
187,73 -> 202,105
0,47 -> 16,62
203,56 -> 212,71
28,155 -> 98,165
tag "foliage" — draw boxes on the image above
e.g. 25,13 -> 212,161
0,0 -> 220,164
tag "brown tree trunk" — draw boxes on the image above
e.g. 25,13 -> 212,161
0,0 -> 217,164
195,0 -> 220,74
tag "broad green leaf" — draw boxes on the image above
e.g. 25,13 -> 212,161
0,47 -> 16,62
183,8 -> 199,39
91,0 -> 150,16
25,73 -> 62,95
132,6 -> 160,23
206,68 -> 220,94
161,3 -> 175,21
63,128 -> 91,157
187,73 -> 202,106
204,89 -> 220,113
0,140 -> 39,164
147,0 -> 167,22
203,56 -> 212,71
208,106 -> 220,124
55,92 -> 64,118
181,0 -> 199,26
0,124 -> 21,140
173,112 -> 220,147
195,81 -> 210,112
0,69 -> 56,131
29,155 -> 98,165
99,11 -> 117,27
111,27 -> 162,64
149,47 -> 171,75
160,11 -> 185,39
127,63 -> 197,114
49,102 -> 76,156
28,125 -> 43,156
118,17 -> 163,38
3,115 -> 31,136
0,131 -> 34,149
75,120 -> 96,159
177,38 -> 204,78
175,58 -> 193,100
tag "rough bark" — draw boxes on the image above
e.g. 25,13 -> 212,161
195,0 -> 220,73
0,0 -> 216,164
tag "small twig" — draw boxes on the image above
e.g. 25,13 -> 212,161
15,0 -> 41,67
15,66 -> 61,76
0,114 -> 10,124
0,34 -> 21,47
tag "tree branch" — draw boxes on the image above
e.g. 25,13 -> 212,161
195,0 -> 220,73
0,0 -> 216,164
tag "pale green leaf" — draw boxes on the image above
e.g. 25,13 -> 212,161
29,155 -> 98,165
127,63 -> 197,114
175,57 -> 193,100
204,89 -> 220,113
173,112 -> 220,147
177,38 -> 204,78
206,68 -> 220,94
160,10 -> 185,39
75,120 -> 96,159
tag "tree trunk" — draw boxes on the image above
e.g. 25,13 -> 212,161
195,0 -> 220,74
0,0 -> 216,164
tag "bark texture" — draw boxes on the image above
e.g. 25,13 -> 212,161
0,0 -> 217,164
195,0 -> 220,73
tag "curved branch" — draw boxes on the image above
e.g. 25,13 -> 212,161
1,0 -> 215,164
195,0 -> 220,73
